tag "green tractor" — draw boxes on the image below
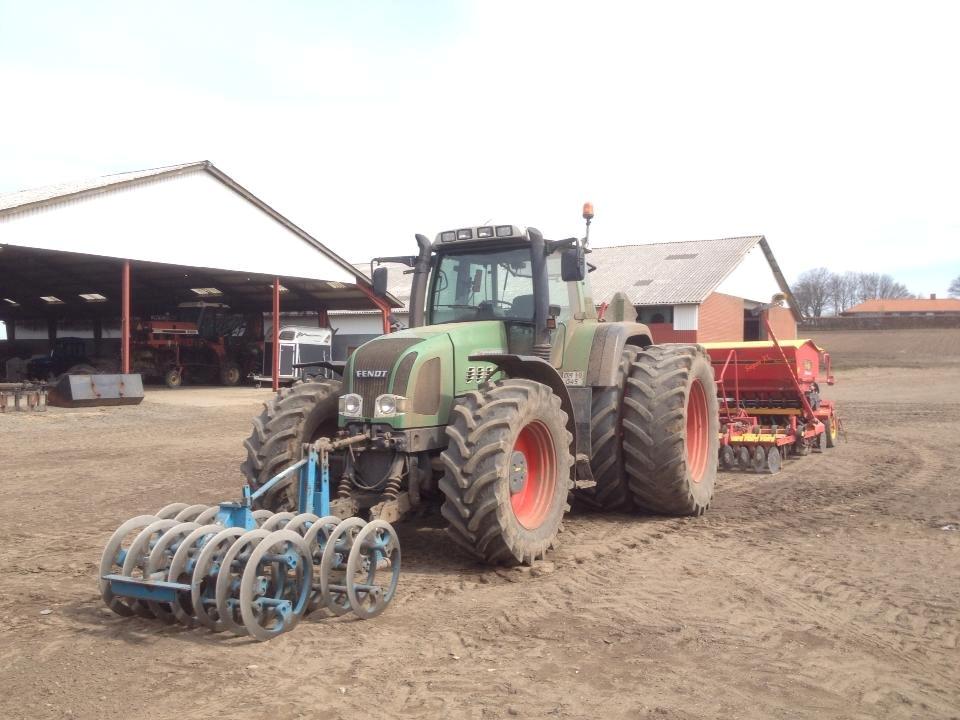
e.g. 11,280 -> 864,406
241,205 -> 719,565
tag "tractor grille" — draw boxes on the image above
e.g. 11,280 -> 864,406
352,338 -> 423,416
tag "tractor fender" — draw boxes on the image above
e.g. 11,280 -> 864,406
468,353 -> 583,459
585,322 -> 653,387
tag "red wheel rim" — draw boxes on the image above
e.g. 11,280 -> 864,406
686,379 -> 709,483
510,421 -> 557,530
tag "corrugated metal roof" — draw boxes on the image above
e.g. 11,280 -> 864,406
0,162 -> 205,213
842,298 -> 960,314
587,236 -> 763,305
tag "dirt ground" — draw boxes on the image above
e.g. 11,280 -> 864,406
1,352 -> 959,718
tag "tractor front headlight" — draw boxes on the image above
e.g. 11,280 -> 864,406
339,393 -> 363,417
374,394 -> 409,417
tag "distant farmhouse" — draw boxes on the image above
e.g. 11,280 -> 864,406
334,235 -> 800,353
841,296 -> 960,318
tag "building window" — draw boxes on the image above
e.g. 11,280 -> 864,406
637,305 -> 673,324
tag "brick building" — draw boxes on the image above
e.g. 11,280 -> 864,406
840,297 -> 960,317
588,236 -> 799,343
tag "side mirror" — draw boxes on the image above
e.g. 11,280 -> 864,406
372,266 -> 389,296
560,247 -> 586,282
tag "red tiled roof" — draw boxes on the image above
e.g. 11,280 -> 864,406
843,298 -> 960,314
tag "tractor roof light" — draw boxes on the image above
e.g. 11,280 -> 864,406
476,226 -> 494,238
456,228 -> 473,241
495,225 -> 514,237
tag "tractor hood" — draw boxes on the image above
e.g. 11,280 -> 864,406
341,321 -> 510,428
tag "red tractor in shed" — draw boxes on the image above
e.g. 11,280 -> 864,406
131,302 -> 260,387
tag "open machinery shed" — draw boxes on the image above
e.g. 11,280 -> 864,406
0,161 -> 399,389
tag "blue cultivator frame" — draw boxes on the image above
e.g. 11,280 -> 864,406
102,445 -> 331,605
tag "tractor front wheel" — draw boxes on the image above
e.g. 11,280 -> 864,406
440,379 -> 573,565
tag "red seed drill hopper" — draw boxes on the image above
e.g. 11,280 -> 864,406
701,321 -> 841,474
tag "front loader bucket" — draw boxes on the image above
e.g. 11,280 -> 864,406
48,373 -> 145,408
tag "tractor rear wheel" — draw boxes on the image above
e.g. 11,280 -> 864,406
240,379 -> 342,511
439,379 -> 573,565
588,343 -> 642,510
622,344 -> 719,515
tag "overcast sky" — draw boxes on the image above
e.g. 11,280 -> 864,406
1,0 -> 958,295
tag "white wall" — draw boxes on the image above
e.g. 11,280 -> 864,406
673,304 -> 699,330
715,245 -> 783,304
0,170 -> 354,284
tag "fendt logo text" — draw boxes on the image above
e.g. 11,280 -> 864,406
356,370 -> 389,378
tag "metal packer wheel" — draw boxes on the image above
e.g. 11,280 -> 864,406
319,517 -> 366,616
143,522 -> 200,622
214,528 -> 270,636
252,509 -> 274,526
751,445 -> 766,472
174,504 -> 210,522
260,511 -> 297,531
302,515 -> 342,613
166,524 -> 222,627
239,529 -> 313,641
155,503 -> 189,520
284,513 -> 320,536
99,515 -> 159,617
736,446 -> 751,470
194,506 -> 222,525
120,519 -> 179,618
191,527 -> 246,631
345,520 -> 401,620
766,446 -> 782,474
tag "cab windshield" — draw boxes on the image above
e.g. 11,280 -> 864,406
429,247 -> 535,324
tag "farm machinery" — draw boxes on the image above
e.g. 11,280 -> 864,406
703,320 -> 840,474
131,302 -> 259,387
238,204 -> 719,567
100,436 -> 400,641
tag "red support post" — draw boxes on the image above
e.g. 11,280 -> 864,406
355,280 -> 392,335
272,277 -> 281,392
121,260 -> 131,374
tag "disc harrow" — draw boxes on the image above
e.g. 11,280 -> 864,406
99,436 -> 400,641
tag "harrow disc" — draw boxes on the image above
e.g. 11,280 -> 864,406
345,520 -> 401,620
167,524 -> 222,627
191,526 -> 246,632
214,528 -> 270,636
194,506 -> 222,525
260,511 -> 297,531
239,529 -> 313,641
736,446 -> 751,470
751,446 -> 766,473
285,512 -> 320,536
174,504 -> 210,522
155,503 -> 190,520
302,515 -> 343,613
121,518 -> 179,618
143,522 -> 200,622
319,517 -> 366,616
99,514 -> 159,617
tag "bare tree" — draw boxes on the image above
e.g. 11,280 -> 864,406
876,274 -> 912,299
949,275 -> 960,298
827,271 -> 859,314
855,272 -> 881,303
793,267 -> 832,318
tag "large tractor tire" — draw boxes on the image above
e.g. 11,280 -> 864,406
240,379 -> 342,511
588,343 -> 642,510
440,379 -> 573,565
622,344 -> 719,515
